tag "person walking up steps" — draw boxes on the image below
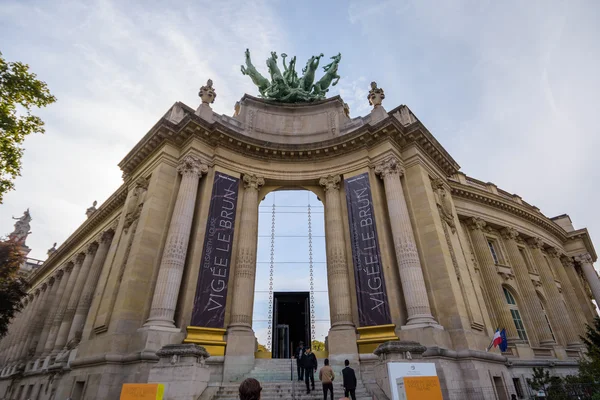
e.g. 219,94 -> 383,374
342,359 -> 357,400
319,358 -> 335,400
295,341 -> 305,381
301,346 -> 317,394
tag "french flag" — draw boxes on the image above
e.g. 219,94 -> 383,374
486,329 -> 504,352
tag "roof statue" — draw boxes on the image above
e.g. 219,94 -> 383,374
9,209 -> 32,245
241,49 -> 341,103
86,200 -> 98,218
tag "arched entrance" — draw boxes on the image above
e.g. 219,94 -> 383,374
253,189 -> 330,358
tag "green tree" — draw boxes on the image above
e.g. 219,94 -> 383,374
0,240 -> 28,338
579,316 -> 600,383
527,367 -> 551,397
311,340 -> 325,351
0,52 -> 56,203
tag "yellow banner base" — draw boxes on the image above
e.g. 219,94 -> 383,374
120,383 -> 165,400
357,324 -> 398,354
183,326 -> 226,356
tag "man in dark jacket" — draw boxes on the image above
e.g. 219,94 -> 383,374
301,347 -> 318,393
295,341 -> 305,381
342,359 -> 357,400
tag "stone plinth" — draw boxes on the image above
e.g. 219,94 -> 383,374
373,341 -> 427,400
147,344 -> 211,400
234,95 -> 351,143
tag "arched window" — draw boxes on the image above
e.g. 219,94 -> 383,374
503,287 -> 528,341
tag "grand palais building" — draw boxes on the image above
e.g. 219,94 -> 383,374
0,55 -> 598,400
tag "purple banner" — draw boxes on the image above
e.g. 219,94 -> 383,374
345,173 -> 392,327
191,172 -> 240,327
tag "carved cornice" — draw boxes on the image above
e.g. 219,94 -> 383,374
118,101 -> 459,178
450,181 -> 567,243
29,184 -> 127,284
319,175 -> 341,192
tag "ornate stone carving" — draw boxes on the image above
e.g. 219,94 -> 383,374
343,102 -> 350,118
526,237 -> 545,250
431,178 -> 456,232
546,247 -> 561,259
466,217 -> 486,231
374,157 -> 402,178
560,256 -> 574,269
576,253 -> 593,264
156,344 -> 210,359
499,271 -> 515,281
9,209 -> 32,245
233,101 -> 241,117
177,155 -> 208,177
532,279 -> 542,288
198,79 -> 216,105
124,176 -> 150,230
47,242 -> 57,256
500,227 -> 519,241
243,174 -> 265,191
319,174 -> 341,192
86,242 -> 99,255
86,200 -> 97,218
368,81 -> 385,108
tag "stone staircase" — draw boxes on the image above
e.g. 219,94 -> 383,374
212,359 -> 373,400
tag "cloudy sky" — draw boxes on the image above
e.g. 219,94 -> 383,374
1,0 -> 599,344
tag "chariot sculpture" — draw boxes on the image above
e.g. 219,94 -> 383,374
241,49 -> 341,103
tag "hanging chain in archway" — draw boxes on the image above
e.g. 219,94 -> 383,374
267,203 -> 276,350
308,202 -> 316,341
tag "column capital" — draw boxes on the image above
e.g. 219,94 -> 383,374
373,156 -> 403,179
64,261 -> 75,273
575,253 -> 593,264
546,247 -> 562,259
86,242 -> 99,255
99,229 -> 115,244
319,174 -> 341,192
40,282 -> 48,292
465,217 -> 487,231
177,154 -> 209,177
53,268 -> 64,281
500,227 -> 519,241
560,255 -> 574,269
73,252 -> 86,265
243,174 -> 265,191
526,237 -> 545,250
47,275 -> 56,287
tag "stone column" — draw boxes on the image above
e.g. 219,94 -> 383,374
500,228 -> 554,346
229,174 -> 264,330
43,257 -> 81,357
374,158 -> 439,328
54,243 -> 98,353
576,253 -> 600,305
6,296 -> 34,363
66,230 -> 114,347
25,276 -> 57,361
319,175 -> 354,328
144,155 -> 208,328
466,218 -> 519,341
36,268 -> 68,358
563,256 -> 596,324
547,249 -> 588,337
17,283 -> 52,361
527,238 -> 579,346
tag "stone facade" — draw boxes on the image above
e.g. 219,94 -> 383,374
0,91 -> 598,400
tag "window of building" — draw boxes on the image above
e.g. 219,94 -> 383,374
538,297 -> 556,342
503,287 -> 528,341
518,247 -> 535,273
513,377 -> 524,398
488,240 -> 500,264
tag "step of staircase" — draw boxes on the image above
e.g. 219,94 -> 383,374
214,382 -> 372,400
